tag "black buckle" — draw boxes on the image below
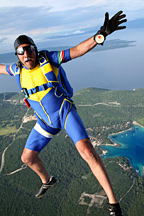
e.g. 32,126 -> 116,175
35,86 -> 39,92
22,88 -> 29,99
42,84 -> 47,90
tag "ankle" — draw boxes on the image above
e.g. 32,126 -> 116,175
42,176 -> 50,184
109,198 -> 118,205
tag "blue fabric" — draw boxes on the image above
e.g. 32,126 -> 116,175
6,64 -> 16,76
25,114 -> 61,152
24,82 -> 54,98
58,67 -> 73,98
35,113 -> 61,134
43,49 -> 71,66
59,99 -> 72,130
25,106 -> 89,152
6,48 -> 88,152
25,129 -> 52,152
65,106 -> 89,144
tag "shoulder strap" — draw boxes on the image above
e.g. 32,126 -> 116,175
39,51 -> 72,98
38,51 -> 59,85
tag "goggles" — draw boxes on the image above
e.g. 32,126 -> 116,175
15,45 -> 36,55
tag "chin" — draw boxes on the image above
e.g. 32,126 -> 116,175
29,65 -> 35,69
25,62 -> 35,69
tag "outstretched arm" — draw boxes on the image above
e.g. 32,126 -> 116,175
70,10 -> 127,60
70,36 -> 97,59
0,64 -> 9,75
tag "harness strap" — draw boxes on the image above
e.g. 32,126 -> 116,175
22,82 -> 53,99
21,51 -> 71,99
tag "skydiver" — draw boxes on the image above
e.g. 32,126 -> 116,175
0,11 -> 127,216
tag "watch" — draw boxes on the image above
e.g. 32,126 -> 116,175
94,33 -> 105,44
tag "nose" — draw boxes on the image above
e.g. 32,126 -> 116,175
23,50 -> 29,57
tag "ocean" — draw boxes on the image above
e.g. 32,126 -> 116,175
101,125 -> 144,176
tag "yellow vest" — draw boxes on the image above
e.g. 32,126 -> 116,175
20,64 -> 53,101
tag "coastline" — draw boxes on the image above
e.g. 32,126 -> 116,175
100,121 -> 144,176
100,143 -> 120,156
108,127 -> 133,137
133,121 -> 144,128
102,143 -> 121,147
100,122 -> 137,153
107,120 -> 144,145
94,121 -> 144,159
107,121 -> 144,138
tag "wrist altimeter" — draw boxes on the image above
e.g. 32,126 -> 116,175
94,31 -> 106,44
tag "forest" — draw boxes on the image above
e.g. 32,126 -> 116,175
0,88 -> 144,216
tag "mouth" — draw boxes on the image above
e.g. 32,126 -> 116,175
24,57 -> 34,63
23,57 -> 35,69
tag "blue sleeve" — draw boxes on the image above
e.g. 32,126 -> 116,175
6,63 -> 17,76
43,49 -> 71,66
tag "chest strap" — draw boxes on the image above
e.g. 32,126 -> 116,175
22,82 -> 53,99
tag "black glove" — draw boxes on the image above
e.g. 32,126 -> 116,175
94,11 -> 127,45
101,10 -> 127,36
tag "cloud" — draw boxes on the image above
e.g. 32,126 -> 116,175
72,30 -> 85,35
0,37 -> 8,43
0,5 -> 102,43
0,0 -> 144,53
1,0 -> 144,13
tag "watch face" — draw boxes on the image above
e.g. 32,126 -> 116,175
95,34 -> 105,44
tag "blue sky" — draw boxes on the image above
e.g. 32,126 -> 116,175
0,0 -> 144,53
0,0 -> 144,92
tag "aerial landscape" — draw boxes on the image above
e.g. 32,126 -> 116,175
0,88 -> 144,215
0,1 -> 144,215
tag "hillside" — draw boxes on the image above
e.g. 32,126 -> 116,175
0,88 -> 144,216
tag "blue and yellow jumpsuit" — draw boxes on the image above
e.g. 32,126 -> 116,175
6,49 -> 89,152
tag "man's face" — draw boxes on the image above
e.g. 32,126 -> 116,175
16,43 -> 37,69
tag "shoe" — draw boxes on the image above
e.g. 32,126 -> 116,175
35,176 -> 57,198
109,203 -> 123,216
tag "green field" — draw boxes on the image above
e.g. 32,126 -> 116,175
0,89 -> 144,216
0,125 -> 17,135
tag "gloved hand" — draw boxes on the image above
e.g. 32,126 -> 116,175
94,11 -> 127,45
100,10 -> 127,36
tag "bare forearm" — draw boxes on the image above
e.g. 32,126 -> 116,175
0,64 -> 9,75
70,36 -> 97,59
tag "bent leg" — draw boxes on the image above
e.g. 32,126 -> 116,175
76,138 -> 117,204
65,108 -> 117,204
21,148 -> 50,183
22,122 -> 60,183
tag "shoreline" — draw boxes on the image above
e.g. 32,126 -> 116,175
100,143 -> 121,156
94,120 -> 144,159
100,121 -> 138,153
108,127 -> 133,137
108,121 -> 144,137
99,121 -> 144,176
133,121 -> 144,128
102,143 -> 121,147
107,120 -> 144,140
